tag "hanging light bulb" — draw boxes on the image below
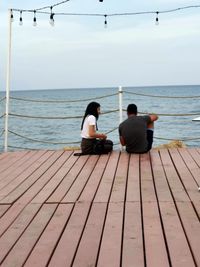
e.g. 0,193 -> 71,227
11,9 -> 14,23
19,11 -> 23,26
33,10 -> 37,26
155,11 -> 159,26
99,0 -> 103,2
49,6 -> 55,26
104,15 -> 107,28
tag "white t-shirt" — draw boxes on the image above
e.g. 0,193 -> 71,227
81,115 -> 96,139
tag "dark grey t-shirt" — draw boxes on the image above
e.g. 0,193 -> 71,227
119,115 -> 151,153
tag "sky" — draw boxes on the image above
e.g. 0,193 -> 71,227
0,0 -> 200,91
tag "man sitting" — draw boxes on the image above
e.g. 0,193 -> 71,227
119,104 -> 158,153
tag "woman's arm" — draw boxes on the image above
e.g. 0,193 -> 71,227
89,125 -> 107,139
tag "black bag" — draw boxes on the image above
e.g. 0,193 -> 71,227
93,139 -> 113,154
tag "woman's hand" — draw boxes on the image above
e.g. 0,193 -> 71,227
100,133 -> 107,140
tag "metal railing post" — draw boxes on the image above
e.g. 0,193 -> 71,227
4,9 -> 12,152
118,86 -> 123,150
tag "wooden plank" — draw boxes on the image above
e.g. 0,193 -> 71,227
0,150 -> 55,202
94,151 -> 120,203
143,202 -> 170,267
169,148 -> 200,203
140,153 -> 157,202
0,205 -> 10,218
78,155 -> 109,203
72,203 -> 107,267
126,154 -> 140,202
31,152 -> 76,204
188,148 -> 200,167
122,202 -> 144,267
97,202 -> 124,267
178,148 -> 200,185
159,149 -> 190,202
150,149 -> 172,202
159,202 -> 196,267
0,204 -> 57,267
48,203 -> 90,267
46,155 -> 89,203
0,151 -> 29,175
0,150 -> 65,204
176,201 -> 200,266
61,155 -> 99,203
0,203 -> 42,264
109,152 -> 129,203
0,150 -> 46,191
23,204 -> 73,267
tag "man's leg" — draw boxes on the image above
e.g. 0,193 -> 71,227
146,122 -> 154,151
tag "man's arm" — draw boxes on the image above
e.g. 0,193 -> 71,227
120,136 -> 126,146
149,114 -> 159,122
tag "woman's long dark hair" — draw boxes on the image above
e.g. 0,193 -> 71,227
81,102 -> 100,130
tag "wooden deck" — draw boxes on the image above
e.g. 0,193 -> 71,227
0,148 -> 200,267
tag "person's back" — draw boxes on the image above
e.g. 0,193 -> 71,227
119,115 -> 150,153
119,104 -> 158,153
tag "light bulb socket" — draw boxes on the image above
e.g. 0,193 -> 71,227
11,10 -> 14,22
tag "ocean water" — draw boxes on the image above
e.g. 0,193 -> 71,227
0,85 -> 200,152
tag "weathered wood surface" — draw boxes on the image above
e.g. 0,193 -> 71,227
0,148 -> 199,267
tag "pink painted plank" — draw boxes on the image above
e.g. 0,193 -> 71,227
110,152 -> 129,203
159,202 -> 196,267
0,150 -> 55,202
78,155 -> 109,203
46,155 -> 89,203
0,150 -> 46,191
122,202 -> 144,267
143,202 -> 170,267
0,203 -> 28,236
188,148 -> 200,167
150,149 -> 172,201
126,154 -> 140,202
159,149 -> 190,202
0,150 -> 65,204
176,201 -> 200,266
178,148 -> 200,185
0,151 -> 29,175
72,203 -> 107,267
61,155 -> 99,203
0,205 -> 10,218
0,204 -> 57,267
169,148 -> 200,202
140,153 -> 157,202
97,202 -> 124,267
94,151 -> 120,203
48,203 -> 90,267
31,152 -> 76,204
23,204 -> 73,267
0,203 -> 42,264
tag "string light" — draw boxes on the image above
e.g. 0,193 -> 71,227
155,11 -> 159,25
49,6 -> 55,26
104,15 -> 107,28
11,3 -> 200,27
11,9 -> 14,23
19,11 -> 23,26
33,10 -> 37,27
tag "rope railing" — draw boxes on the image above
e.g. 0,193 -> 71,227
8,129 -> 80,144
122,109 -> 200,117
124,90 -> 200,99
8,109 -> 119,120
9,92 -> 118,103
154,136 -> 200,141
0,114 -> 5,119
0,130 -> 4,138
0,97 -> 6,102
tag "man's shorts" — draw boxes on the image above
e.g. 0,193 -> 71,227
146,129 -> 154,152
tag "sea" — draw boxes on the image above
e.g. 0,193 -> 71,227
0,85 -> 200,152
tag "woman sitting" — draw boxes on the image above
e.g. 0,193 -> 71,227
81,102 -> 113,155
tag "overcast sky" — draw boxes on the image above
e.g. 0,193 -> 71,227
0,0 -> 200,91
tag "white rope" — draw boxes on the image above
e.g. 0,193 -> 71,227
10,93 -> 118,103
122,109 -> 200,117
